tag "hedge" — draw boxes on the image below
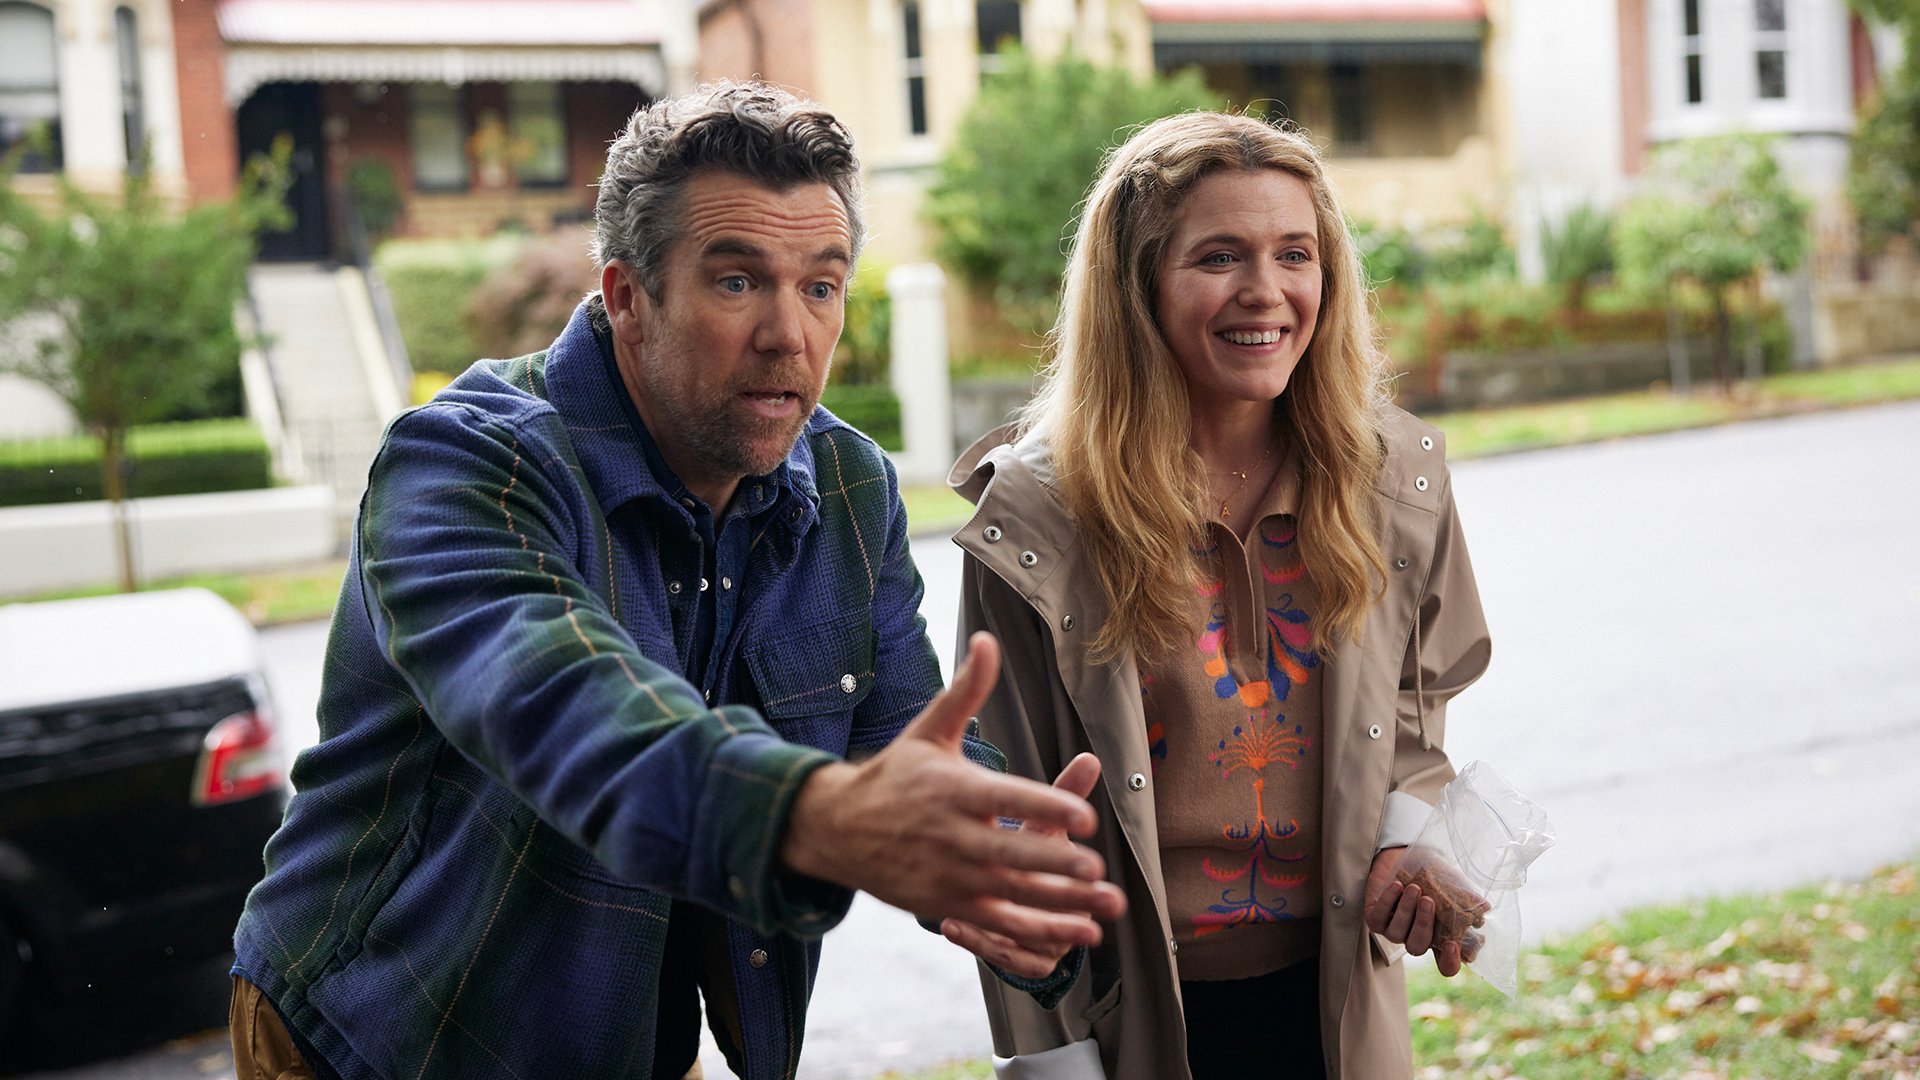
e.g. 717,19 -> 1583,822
374,236 -> 526,375
0,419 -> 273,507
820,384 -> 903,451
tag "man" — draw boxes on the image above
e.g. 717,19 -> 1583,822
229,83 -> 1123,1080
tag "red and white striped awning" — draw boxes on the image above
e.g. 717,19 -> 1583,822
1145,0 -> 1484,24
217,0 -> 665,104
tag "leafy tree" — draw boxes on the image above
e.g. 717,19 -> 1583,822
1616,134 -> 1808,392
1845,0 -> 1920,254
0,145 -> 288,591
924,47 -> 1220,333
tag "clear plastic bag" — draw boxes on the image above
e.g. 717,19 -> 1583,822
1392,760 -> 1556,998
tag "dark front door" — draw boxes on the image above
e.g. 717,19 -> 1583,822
236,82 -> 329,262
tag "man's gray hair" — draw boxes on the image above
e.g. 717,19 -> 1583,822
589,81 -> 866,329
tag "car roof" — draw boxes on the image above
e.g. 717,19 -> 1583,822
0,588 -> 264,713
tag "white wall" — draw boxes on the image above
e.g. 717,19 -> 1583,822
1645,0 -> 1854,159
0,486 -> 339,596
0,375 -> 79,440
1506,0 -> 1628,281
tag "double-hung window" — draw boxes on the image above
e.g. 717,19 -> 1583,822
0,2 -> 62,172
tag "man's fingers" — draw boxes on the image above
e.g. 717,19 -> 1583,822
941,918 -> 1066,981
1052,753 -> 1102,801
900,632 -> 1001,751
953,770 -> 1098,838
964,863 -> 1128,923
947,896 -> 1103,957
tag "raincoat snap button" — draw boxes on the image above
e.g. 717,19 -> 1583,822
699,577 -> 710,592
1415,476 -> 1429,492
1394,557 -> 1409,570
1061,614 -> 1076,631
1330,893 -> 1345,908
1368,724 -> 1383,739
1127,772 -> 1146,791
1020,551 -> 1039,568
667,581 -> 683,595
1421,436 -> 1434,451
984,525 -> 1003,542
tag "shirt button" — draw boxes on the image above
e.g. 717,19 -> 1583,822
704,688 -> 713,704
749,948 -> 770,969
721,576 -> 733,590
679,496 -> 696,510
1368,724 -> 1383,739
840,673 -> 858,693
983,525 -> 1003,543
699,577 -> 710,592
667,580 -> 683,595
1330,893 -> 1345,908
1415,476 -> 1429,492
1127,772 -> 1146,791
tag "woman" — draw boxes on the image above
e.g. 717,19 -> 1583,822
944,112 -> 1492,1078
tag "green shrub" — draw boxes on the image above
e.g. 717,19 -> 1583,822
820,384 -> 902,451
1425,210 -> 1516,284
461,229 -> 597,361
834,260 -> 892,386
1541,204 -> 1615,309
346,159 -> 403,238
0,419 -> 273,507
1351,218 -> 1427,290
375,236 -> 526,374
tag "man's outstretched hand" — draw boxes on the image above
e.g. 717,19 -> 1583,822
780,632 -> 1127,968
937,750 -> 1105,978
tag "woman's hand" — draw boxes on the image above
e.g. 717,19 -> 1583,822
939,752 -> 1117,979
1364,846 -> 1466,977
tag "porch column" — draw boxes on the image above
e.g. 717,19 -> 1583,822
886,263 -> 955,488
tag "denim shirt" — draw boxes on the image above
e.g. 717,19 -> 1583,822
232,304 -> 990,1079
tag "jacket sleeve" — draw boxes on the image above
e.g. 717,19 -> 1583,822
960,551 -> 1087,1011
356,403 -> 848,938
1379,466 -> 1494,849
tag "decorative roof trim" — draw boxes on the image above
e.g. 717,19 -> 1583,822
224,45 -> 665,105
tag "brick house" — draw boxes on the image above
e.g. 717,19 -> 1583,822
2,0 -> 680,260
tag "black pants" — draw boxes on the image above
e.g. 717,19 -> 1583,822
1181,958 -> 1325,1080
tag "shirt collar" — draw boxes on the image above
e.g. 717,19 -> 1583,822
543,302 -> 816,519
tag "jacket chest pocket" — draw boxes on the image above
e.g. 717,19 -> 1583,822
743,609 -> 875,755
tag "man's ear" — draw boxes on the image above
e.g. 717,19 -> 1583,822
600,261 -> 650,346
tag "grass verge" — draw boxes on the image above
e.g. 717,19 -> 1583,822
879,856 -> 1920,1080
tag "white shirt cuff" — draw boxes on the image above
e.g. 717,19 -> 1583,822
1376,790 -> 1435,851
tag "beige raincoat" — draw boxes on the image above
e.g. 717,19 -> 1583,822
950,407 -> 1491,1079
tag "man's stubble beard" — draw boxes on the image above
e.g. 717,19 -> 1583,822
642,333 -> 827,483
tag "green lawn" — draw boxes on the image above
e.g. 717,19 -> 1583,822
879,855 -> 1920,1080
7,355 -> 1917,624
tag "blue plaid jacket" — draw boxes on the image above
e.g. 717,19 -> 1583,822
233,305 -> 981,1079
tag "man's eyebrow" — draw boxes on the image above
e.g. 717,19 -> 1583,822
700,238 -> 852,266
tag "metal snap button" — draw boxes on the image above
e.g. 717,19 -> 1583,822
721,576 -> 733,590
1020,550 -> 1039,568
1368,724 -> 1383,739
1415,476 -> 1429,492
840,673 -> 858,694
1394,557 -> 1409,570
699,577 -> 710,592
1170,940 -> 1179,954
1421,436 -> 1434,451
1127,772 -> 1146,791
667,580 -> 683,595
789,507 -> 803,524
1330,893 -> 1345,908
729,876 -> 747,900
1061,614 -> 1076,630
983,525 -> 1003,543
679,496 -> 696,510
749,948 -> 769,968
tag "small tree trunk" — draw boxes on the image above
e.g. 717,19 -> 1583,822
1666,302 -> 1691,395
99,428 -> 137,593
1710,288 -> 1733,395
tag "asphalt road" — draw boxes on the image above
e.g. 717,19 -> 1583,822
24,400 -> 1920,1080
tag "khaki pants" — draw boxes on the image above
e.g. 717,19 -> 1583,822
229,975 -> 316,1080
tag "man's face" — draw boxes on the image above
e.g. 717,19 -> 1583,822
610,171 -> 851,500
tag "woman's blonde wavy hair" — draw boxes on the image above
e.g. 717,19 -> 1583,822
1023,111 -> 1391,662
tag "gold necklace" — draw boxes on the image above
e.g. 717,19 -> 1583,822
1216,443 -> 1274,519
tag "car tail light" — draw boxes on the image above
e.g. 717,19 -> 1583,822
191,710 -> 283,807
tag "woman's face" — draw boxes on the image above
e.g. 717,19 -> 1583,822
1153,168 -> 1323,407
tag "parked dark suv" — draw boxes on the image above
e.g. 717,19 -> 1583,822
0,588 -> 289,1040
